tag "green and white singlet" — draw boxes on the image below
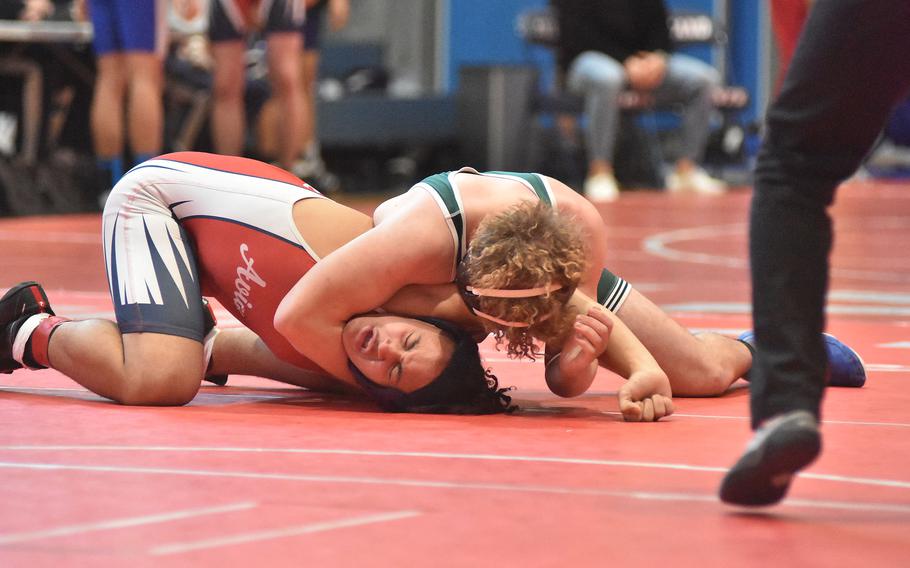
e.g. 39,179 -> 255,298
413,167 -> 631,313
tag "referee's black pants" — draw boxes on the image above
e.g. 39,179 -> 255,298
749,0 -> 910,428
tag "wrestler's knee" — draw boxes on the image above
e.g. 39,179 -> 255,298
116,335 -> 204,405
116,365 -> 202,406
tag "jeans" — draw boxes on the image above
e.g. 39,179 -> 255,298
566,51 -> 720,165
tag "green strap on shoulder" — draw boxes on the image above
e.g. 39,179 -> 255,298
419,172 -> 465,263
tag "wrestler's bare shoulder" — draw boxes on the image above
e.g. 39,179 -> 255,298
373,187 -> 442,226
453,172 -> 542,221
293,197 -> 373,257
454,171 -> 595,221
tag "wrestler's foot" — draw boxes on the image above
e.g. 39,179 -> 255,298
822,333 -> 866,387
719,410 -> 821,506
1,282 -> 55,373
201,298 -> 228,386
737,331 -> 866,387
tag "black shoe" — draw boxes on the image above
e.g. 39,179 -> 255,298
1,281 -> 55,373
719,410 -> 821,506
201,298 -> 228,386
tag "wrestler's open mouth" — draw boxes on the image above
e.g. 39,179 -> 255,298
360,327 -> 375,354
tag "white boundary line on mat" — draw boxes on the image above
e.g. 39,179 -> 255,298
0,460 -> 908,516
1,445 -> 910,491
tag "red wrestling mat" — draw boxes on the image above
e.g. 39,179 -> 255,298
1,181 -> 909,567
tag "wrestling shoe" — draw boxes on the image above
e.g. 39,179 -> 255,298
737,331 -> 866,387
201,298 -> 228,386
822,333 -> 866,387
1,281 -> 55,373
719,410 -> 821,506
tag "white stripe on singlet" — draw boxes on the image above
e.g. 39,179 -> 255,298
103,158 -> 324,307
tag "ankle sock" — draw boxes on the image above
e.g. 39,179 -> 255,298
14,315 -> 70,369
203,326 -> 219,374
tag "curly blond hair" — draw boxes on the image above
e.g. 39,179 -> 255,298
462,200 -> 588,359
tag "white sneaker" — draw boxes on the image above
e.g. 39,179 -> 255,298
667,168 -> 727,195
291,156 -> 322,179
583,173 -> 620,202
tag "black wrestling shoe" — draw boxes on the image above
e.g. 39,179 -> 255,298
719,410 -> 821,506
1,281 -> 55,373
201,298 -> 228,386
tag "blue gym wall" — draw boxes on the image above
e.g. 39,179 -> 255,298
443,0 -> 766,125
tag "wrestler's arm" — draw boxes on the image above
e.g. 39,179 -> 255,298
537,176 -> 624,388
382,284 -> 484,333
388,281 -> 673,418
274,195 -> 454,382
599,313 -> 674,422
545,290 -> 674,421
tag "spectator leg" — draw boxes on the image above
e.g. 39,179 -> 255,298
299,47 -> 320,159
125,52 -> 163,162
210,40 -> 247,157
0,57 -> 42,164
655,54 -> 720,172
266,32 -> 303,170
90,53 -> 127,190
566,51 -> 624,177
